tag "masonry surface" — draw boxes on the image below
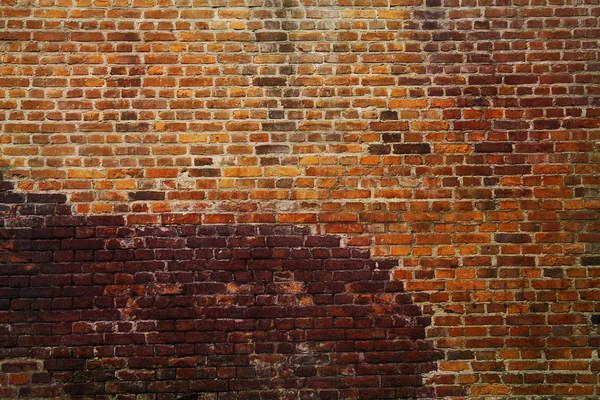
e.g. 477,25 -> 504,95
0,0 -> 599,399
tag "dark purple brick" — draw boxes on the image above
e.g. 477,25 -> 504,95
26,193 -> 67,204
256,145 -> 290,154
128,191 -> 165,201
255,31 -> 288,41
581,256 -> 600,266
187,236 -> 227,248
253,77 -> 287,87
44,359 -> 85,371
474,142 -> 513,153
495,233 -> 532,243
0,192 -> 25,203
368,144 -> 391,155
393,144 -> 431,154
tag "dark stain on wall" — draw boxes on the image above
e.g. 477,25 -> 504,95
0,176 -> 441,399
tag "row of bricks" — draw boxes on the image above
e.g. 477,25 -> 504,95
5,141 -> 590,158
2,6 -> 596,20
2,233 -> 596,252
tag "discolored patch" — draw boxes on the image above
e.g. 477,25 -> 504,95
0,178 -> 440,399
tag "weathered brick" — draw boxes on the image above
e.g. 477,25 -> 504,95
255,32 -> 288,42
255,145 -> 290,155
494,233 -> 532,244
392,144 -> 431,154
128,191 -> 166,201
253,77 -> 287,86
0,3 -> 598,398
368,144 -> 391,155
474,142 -> 513,153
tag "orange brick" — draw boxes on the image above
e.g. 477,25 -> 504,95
145,168 -> 179,178
223,167 -> 262,177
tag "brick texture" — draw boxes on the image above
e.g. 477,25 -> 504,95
0,181 -> 439,398
1,0 -> 600,398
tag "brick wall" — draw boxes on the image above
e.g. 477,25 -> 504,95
0,0 -> 599,398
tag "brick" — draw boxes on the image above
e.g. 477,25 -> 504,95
255,32 -> 287,42
128,191 -> 166,201
581,257 -> 600,266
1,362 -> 38,373
474,142 -> 513,153
44,359 -> 85,371
253,77 -> 287,86
392,144 -> 431,154
255,145 -> 289,155
261,122 -> 296,131
0,3 -> 597,398
495,233 -> 532,243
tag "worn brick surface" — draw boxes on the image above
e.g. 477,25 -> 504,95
1,0 -> 600,398
0,182 -> 438,398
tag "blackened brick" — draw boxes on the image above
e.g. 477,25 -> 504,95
393,144 -> 431,154
581,256 -> 600,266
382,133 -> 403,142
0,193 -> 25,203
495,233 -> 532,243
368,144 -> 391,155
128,191 -> 165,201
253,77 -> 287,86
255,32 -> 287,41
256,145 -> 290,154
26,194 -> 67,204
87,215 -> 126,226
261,121 -> 295,131
188,168 -> 220,177
44,359 -> 85,371
474,142 -> 513,153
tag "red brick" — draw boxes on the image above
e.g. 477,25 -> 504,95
0,3 -> 597,398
